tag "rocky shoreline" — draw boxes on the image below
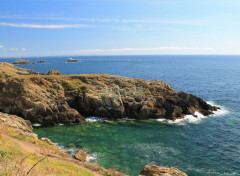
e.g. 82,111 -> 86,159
0,62 -> 219,126
0,111 -> 188,175
0,62 -> 218,175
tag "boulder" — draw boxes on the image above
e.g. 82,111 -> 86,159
74,150 -> 87,162
48,69 -> 60,75
139,165 -> 188,176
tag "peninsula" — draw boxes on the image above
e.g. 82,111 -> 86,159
0,62 -> 218,126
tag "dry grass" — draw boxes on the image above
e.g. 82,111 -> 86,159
0,134 -> 95,176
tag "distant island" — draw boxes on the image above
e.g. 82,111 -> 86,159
13,59 -> 31,64
66,58 -> 81,63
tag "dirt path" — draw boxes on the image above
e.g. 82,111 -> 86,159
3,134 -> 103,176
4,135 -> 41,153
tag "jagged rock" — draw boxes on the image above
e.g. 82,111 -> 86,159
13,59 -> 31,64
74,150 -> 87,162
48,69 -> 60,75
139,165 -> 188,176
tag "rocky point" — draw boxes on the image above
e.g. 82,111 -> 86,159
0,62 -> 219,126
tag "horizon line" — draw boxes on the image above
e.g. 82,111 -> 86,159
1,54 -> 240,59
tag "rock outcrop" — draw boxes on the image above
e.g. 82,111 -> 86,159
41,137 -> 56,146
0,62 -> 219,126
38,60 -> 45,64
74,150 -> 87,162
0,112 -> 37,139
13,59 -> 31,64
139,165 -> 188,176
48,69 -> 60,75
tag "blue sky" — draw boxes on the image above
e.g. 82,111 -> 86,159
0,0 -> 240,57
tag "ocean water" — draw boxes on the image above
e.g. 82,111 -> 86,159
1,55 -> 240,175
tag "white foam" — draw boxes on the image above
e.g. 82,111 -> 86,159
156,101 -> 229,124
207,101 -> 229,117
86,153 -> 98,162
118,117 -> 135,121
59,123 -> 64,126
32,123 -> 41,127
86,116 -> 108,122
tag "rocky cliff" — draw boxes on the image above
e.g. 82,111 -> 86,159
0,62 -> 218,126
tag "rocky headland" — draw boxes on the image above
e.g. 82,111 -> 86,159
0,62 -> 219,126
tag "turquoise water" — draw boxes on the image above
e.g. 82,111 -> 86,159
2,55 -> 240,175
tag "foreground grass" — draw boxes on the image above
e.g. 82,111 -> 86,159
0,134 -> 94,176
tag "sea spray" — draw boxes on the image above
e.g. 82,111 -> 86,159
156,101 -> 229,124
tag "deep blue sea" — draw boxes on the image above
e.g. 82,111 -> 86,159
1,55 -> 240,176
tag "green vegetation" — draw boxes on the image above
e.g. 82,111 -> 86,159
62,79 -> 83,90
78,86 -> 87,97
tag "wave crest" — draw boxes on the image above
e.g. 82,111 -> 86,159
157,101 -> 229,124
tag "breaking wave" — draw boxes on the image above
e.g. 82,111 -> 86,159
157,101 -> 229,124
86,116 -> 108,122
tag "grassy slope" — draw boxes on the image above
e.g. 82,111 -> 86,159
0,113 -> 97,176
0,112 -> 124,176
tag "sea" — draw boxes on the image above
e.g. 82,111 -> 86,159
1,55 -> 240,176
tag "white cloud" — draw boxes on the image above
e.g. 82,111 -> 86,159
0,22 -> 94,29
75,46 -> 201,53
0,22 -> 178,31
10,48 -> 18,51
0,45 -> 4,49
204,47 -> 214,50
0,15 -> 199,25
10,48 -> 27,51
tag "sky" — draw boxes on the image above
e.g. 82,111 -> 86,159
0,0 -> 240,57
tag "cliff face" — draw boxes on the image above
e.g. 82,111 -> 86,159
0,62 -> 218,126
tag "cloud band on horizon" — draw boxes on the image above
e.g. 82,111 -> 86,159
75,47 -> 202,53
0,15 -> 196,25
0,22 -> 94,29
